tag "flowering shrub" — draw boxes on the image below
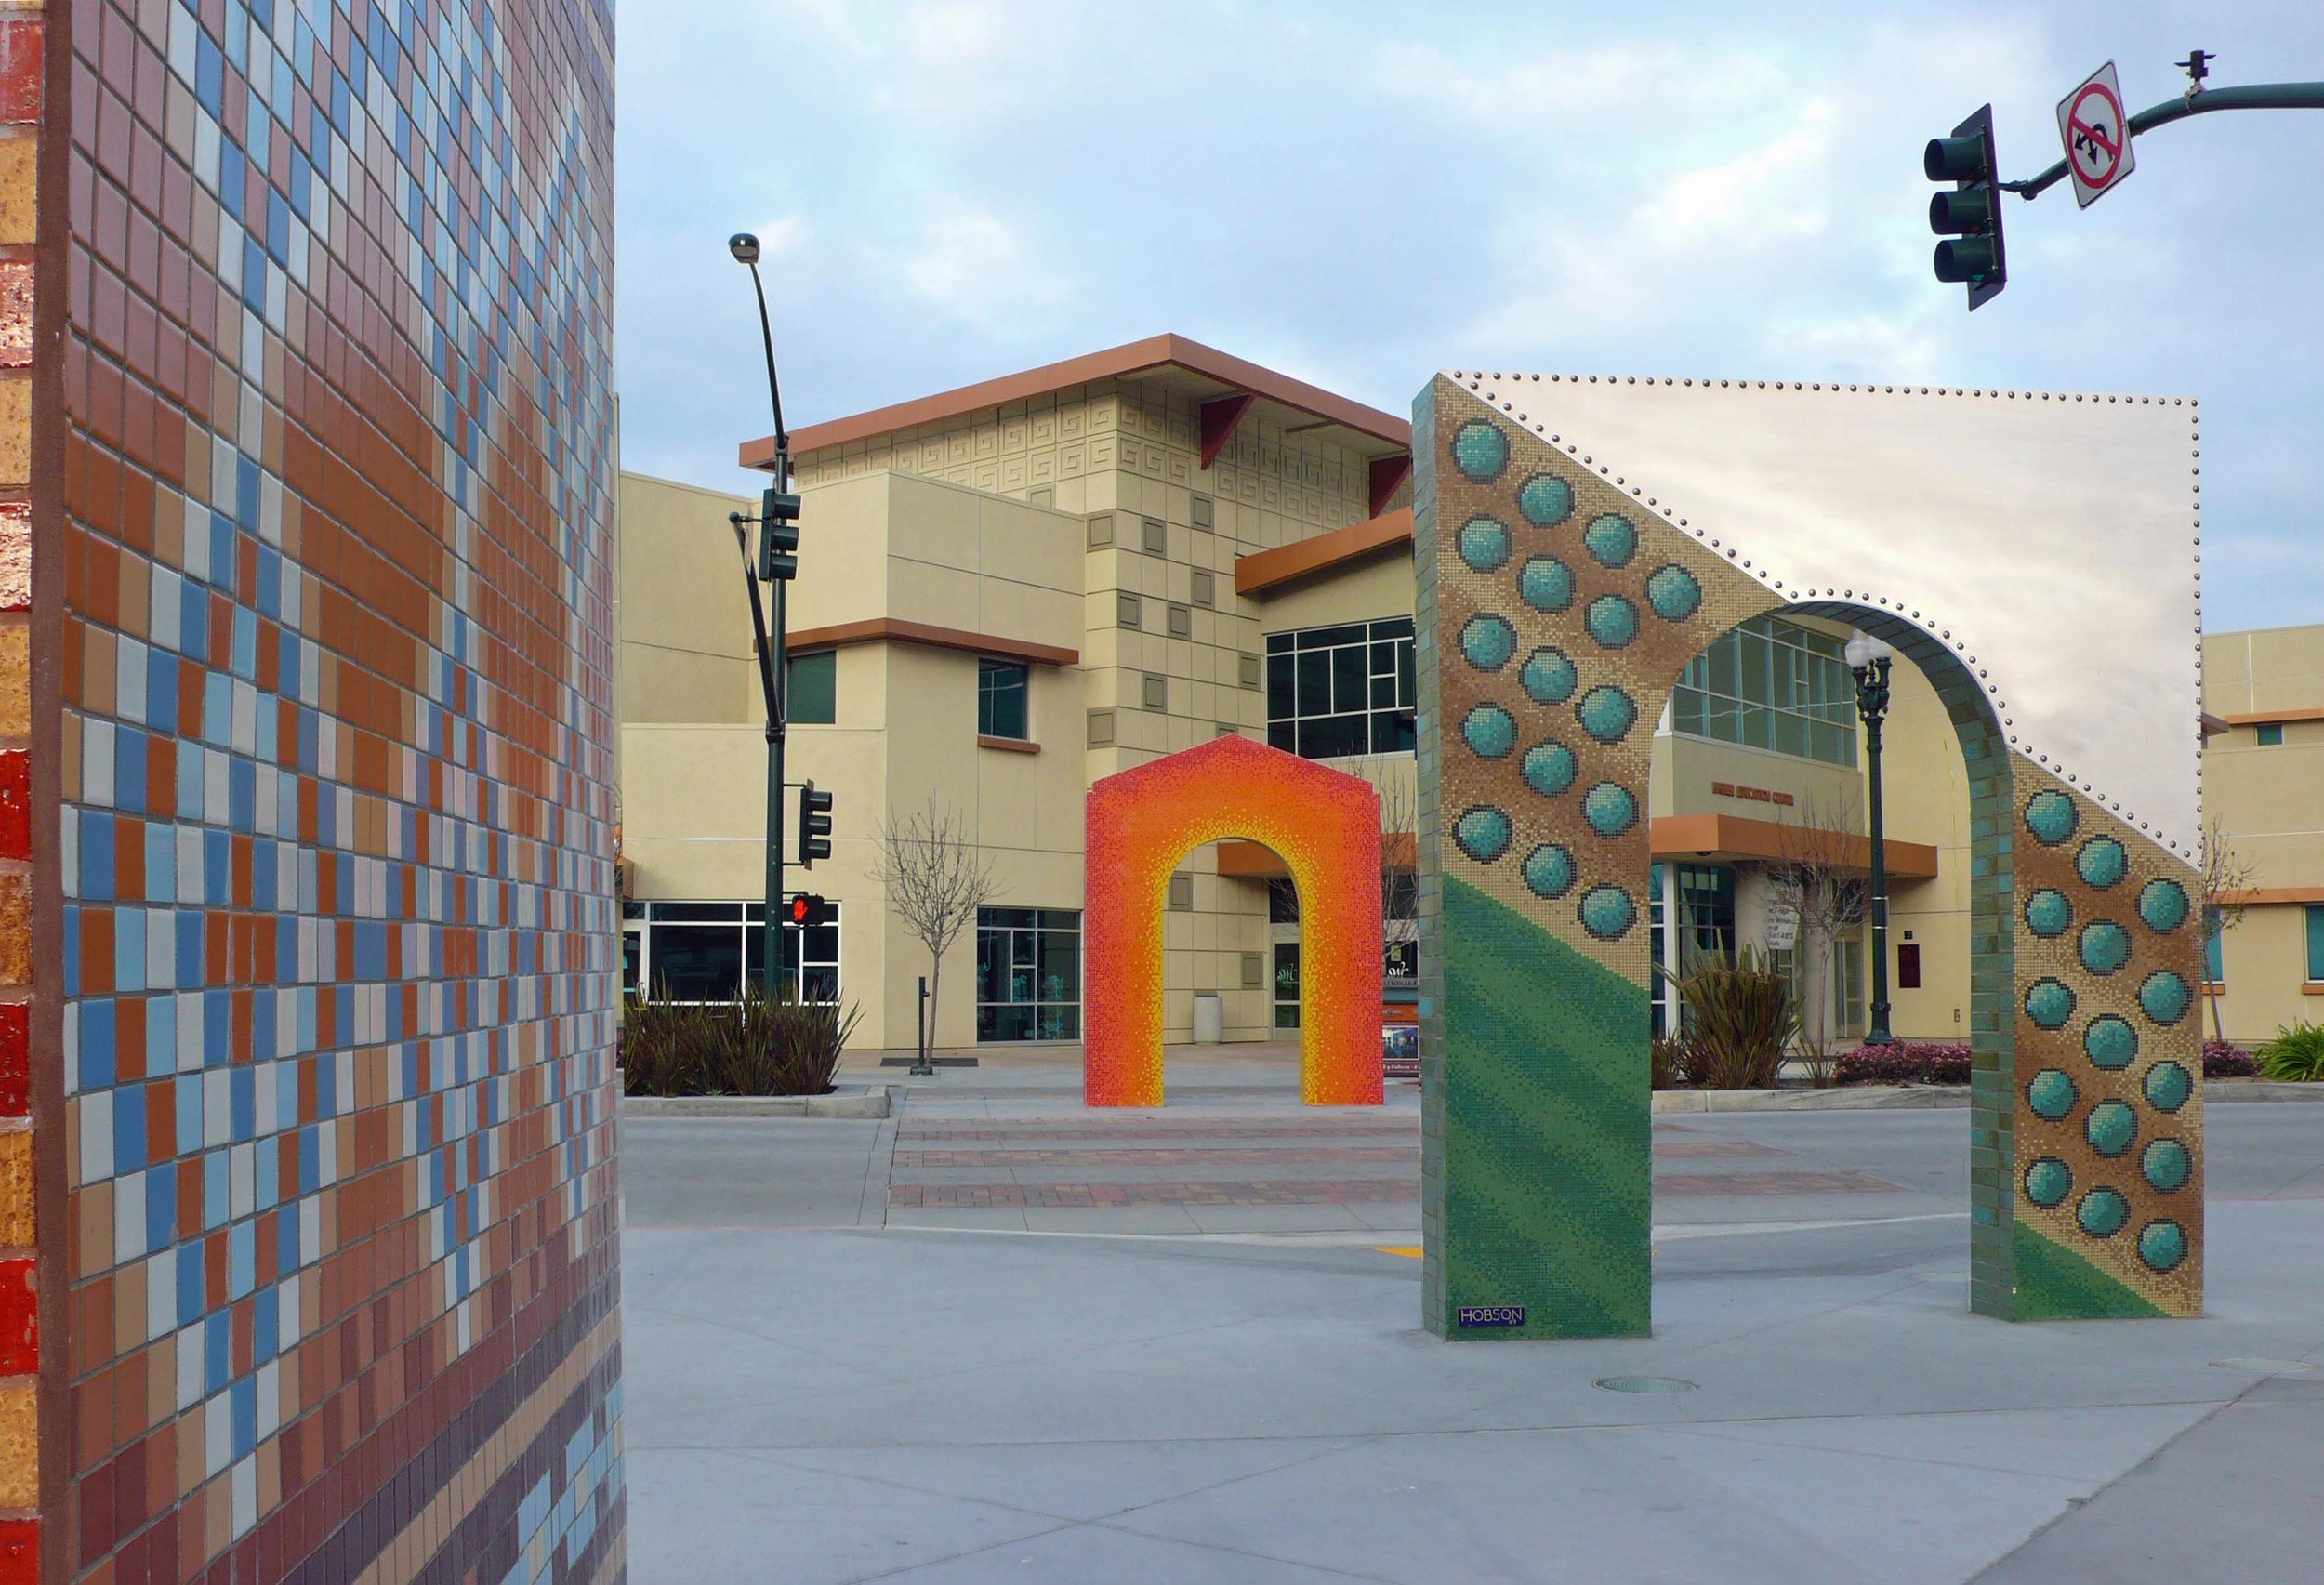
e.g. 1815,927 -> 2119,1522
2206,1039 -> 2258,1078
1836,1041 -> 1972,1086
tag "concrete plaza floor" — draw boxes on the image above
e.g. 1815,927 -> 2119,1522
620,1058 -> 2324,1582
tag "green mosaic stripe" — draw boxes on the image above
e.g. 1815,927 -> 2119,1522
1431,876 -> 1651,1339
2008,1220 -> 2169,1321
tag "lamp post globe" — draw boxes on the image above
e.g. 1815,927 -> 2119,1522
728,231 -> 761,264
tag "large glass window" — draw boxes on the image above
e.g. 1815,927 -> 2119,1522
1649,863 -> 1668,1039
787,651 -> 836,724
621,901 -> 840,1003
975,907 -> 1080,1040
1274,941 -> 1301,1029
1834,937 -> 1867,1039
1675,864 -> 1736,973
2203,905 -> 2225,984
2307,905 -> 2324,984
1264,617 -> 1415,759
978,659 -> 1029,740
1672,615 -> 1859,767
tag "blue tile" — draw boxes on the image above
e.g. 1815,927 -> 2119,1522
113,908 -> 146,993
112,1083 -> 146,1174
146,995 -> 177,1077
114,728 -> 148,813
175,1075 -> 203,1157
144,1166 -> 176,1250
204,1312 -> 231,1393
229,1220 -> 255,1299
175,912 -> 203,992
176,1246 -> 204,1327
230,1067 -> 255,1143
203,1150 -> 229,1230
78,811 -> 115,900
146,823 -> 176,904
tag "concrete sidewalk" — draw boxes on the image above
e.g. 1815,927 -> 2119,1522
619,1081 -> 2324,1583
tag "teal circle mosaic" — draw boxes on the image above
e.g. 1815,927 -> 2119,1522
2076,837 -> 2128,890
1577,685 -> 1639,745
1579,885 -> 1636,941
1462,705 -> 1517,760
2024,1157 -> 2073,1209
1583,513 -> 1638,568
1523,741 -> 1578,798
1458,515 -> 1512,573
2027,1068 -> 2078,1121
2082,1014 -> 2138,1071
1520,646 -> 1578,704
2138,878 -> 2190,933
1454,806 -> 1513,864
1582,782 -> 1640,839
1519,555 -> 1577,614
2077,1187 -> 2130,1238
1586,594 -> 1640,650
1460,614 -> 1516,671
1644,563 -> 1702,621
2025,978 -> 2077,1031
2142,1137 -> 2191,1193
2024,890 -> 2073,938
1453,420 -> 1509,482
2025,790 -> 2079,846
2140,970 -> 2191,1026
2144,1060 -> 2193,1112
2085,1100 -> 2136,1158
2138,1219 -> 2187,1272
2079,920 -> 2131,975
1523,844 -> 1577,900
1517,472 -> 1575,526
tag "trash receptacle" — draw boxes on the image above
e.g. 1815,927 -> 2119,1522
1193,992 -> 1223,1045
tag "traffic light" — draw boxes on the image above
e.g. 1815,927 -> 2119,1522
797,779 -> 833,867
1926,104 -> 2006,310
786,892 -> 836,929
758,485 -> 802,581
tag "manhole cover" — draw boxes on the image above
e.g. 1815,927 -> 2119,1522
2209,1358 -> 2317,1375
1593,1376 -> 1697,1394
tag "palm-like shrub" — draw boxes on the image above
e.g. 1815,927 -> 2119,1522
2257,1023 -> 2324,1083
621,986 -> 861,1097
1663,948 -> 1801,1090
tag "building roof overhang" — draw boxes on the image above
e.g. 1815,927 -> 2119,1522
1235,509 -> 1414,600
742,335 -> 1411,482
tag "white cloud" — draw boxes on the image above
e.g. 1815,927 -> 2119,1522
899,201 -> 1075,329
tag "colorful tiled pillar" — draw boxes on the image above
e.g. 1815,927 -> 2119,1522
7,3 -> 629,1578
1415,374 -> 2203,1338
0,7 -> 40,1577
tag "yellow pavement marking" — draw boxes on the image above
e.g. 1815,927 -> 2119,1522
1376,1246 -> 1423,1259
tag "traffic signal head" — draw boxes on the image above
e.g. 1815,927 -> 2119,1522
1926,104 -> 2006,310
796,779 -> 834,867
759,486 -> 803,581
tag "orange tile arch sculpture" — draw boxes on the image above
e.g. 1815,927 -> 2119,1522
1086,736 -> 1384,1106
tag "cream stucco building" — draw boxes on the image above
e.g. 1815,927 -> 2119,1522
614,337 -> 2317,1058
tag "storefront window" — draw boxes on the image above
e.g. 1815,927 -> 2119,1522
622,902 -> 840,1003
975,907 -> 1081,1040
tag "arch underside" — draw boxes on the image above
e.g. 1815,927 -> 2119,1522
1416,379 -> 2203,1339
1084,736 -> 1383,1108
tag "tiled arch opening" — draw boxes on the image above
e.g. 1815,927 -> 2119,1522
1415,378 -> 2202,1339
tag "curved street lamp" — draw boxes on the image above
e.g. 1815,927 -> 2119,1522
1845,630 -> 1896,1046
727,232 -> 801,1000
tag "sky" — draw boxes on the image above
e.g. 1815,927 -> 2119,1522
613,0 -> 2324,633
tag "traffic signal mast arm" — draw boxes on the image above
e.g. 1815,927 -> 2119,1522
2001,79 -> 2324,202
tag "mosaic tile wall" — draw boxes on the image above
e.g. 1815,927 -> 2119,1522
34,0 -> 624,1578
1085,733 -> 1380,1107
1414,376 -> 2202,1338
1,7 -> 41,1578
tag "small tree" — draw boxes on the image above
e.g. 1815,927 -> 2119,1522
872,797 -> 1000,1057
1763,794 -> 1873,1077
2199,813 -> 2259,1046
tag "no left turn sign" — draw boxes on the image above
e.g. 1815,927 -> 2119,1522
2058,60 -> 2135,207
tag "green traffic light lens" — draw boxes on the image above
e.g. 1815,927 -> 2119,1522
1933,237 -> 1996,283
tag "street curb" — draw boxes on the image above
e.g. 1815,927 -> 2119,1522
620,1086 -> 894,1119
1652,1079 -> 2324,1112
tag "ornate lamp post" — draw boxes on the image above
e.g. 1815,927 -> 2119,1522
1845,630 -> 1896,1046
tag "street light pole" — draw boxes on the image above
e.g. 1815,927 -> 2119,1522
1846,631 -> 1895,1047
729,233 -> 794,1000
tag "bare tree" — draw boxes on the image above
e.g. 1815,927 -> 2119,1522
872,796 -> 1000,1056
2199,813 -> 2259,1046
1763,794 -> 1873,1079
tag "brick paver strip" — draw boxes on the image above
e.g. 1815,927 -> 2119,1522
895,1124 -> 1418,1141
890,1180 -> 1425,1208
895,1146 -> 1420,1167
